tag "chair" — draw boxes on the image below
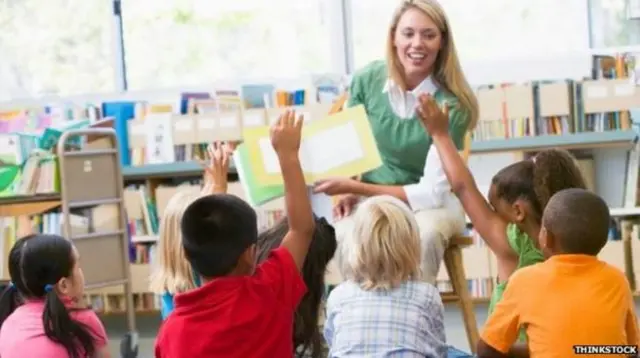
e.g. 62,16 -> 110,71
440,131 -> 480,352
440,236 -> 480,353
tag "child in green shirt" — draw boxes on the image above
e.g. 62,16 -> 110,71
417,94 -> 587,354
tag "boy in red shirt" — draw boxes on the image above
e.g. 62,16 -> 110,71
154,110 -> 316,358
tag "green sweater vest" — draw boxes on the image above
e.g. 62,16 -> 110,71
348,60 -> 470,186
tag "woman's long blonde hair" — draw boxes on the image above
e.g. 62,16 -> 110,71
345,195 -> 422,290
149,190 -> 201,295
386,0 -> 478,130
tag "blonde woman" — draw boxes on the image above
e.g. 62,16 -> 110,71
323,195 -> 447,357
149,142 -> 233,319
313,0 -> 478,285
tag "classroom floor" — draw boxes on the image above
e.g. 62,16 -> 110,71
104,303 -> 491,357
105,300 -> 640,357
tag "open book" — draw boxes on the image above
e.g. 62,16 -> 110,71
233,144 -> 285,207
233,104 -> 382,206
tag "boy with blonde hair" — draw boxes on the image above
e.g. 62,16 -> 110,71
324,195 -> 447,357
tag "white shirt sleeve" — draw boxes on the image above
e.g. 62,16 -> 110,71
403,146 -> 452,211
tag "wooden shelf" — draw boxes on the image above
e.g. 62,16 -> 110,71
122,161 -> 236,180
610,207 -> 640,217
0,193 -> 62,217
471,130 -> 638,154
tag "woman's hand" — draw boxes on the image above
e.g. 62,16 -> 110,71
201,141 -> 233,194
333,194 -> 360,220
417,93 -> 449,137
313,178 -> 359,196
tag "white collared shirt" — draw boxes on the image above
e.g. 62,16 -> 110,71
383,77 -> 453,211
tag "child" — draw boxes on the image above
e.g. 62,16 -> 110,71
154,110 -> 316,358
256,215 -> 337,358
149,190 -> 202,319
478,188 -> 640,357
149,142 -> 233,319
323,195 -> 447,358
417,94 -> 586,346
0,234 -> 109,358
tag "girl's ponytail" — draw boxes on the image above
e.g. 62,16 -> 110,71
42,284 -> 96,358
0,283 -> 21,329
532,149 -> 587,211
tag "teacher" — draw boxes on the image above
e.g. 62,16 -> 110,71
313,0 -> 478,285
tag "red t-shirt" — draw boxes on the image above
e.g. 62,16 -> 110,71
154,247 -> 307,358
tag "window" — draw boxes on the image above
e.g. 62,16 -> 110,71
0,0 -> 117,101
348,1 -> 398,71
589,0 -> 640,48
350,0 -> 590,74
122,0 -> 335,90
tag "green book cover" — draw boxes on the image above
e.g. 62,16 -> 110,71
233,144 -> 284,207
0,134 -> 22,197
39,119 -> 90,150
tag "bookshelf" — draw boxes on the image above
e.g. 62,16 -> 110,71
2,61 -> 638,315
470,129 -> 638,154
122,160 -> 236,180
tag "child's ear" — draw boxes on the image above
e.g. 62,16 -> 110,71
539,226 -> 553,258
512,200 -> 527,223
240,244 -> 257,268
56,277 -> 71,296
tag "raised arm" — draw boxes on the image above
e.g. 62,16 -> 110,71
417,94 -> 516,262
201,142 -> 235,195
271,110 -> 315,271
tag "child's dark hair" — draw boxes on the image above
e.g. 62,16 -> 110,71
542,188 -> 609,255
256,215 -> 337,358
491,149 -> 587,222
181,193 -> 258,277
0,234 -> 96,358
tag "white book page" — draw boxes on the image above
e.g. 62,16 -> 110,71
310,189 -> 335,222
257,121 -> 364,176
258,138 -> 281,174
303,121 -> 364,173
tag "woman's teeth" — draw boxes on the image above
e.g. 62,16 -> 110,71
407,53 -> 425,60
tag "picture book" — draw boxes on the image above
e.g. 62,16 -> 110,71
241,104 -> 382,186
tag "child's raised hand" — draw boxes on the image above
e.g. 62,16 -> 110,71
270,109 -> 303,157
201,141 -> 231,193
417,93 -> 449,136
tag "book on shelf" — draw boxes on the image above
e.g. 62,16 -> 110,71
0,134 -> 59,197
241,84 -> 276,109
471,53 -> 639,143
38,119 -> 91,151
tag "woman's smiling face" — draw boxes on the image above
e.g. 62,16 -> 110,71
393,6 -> 442,85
